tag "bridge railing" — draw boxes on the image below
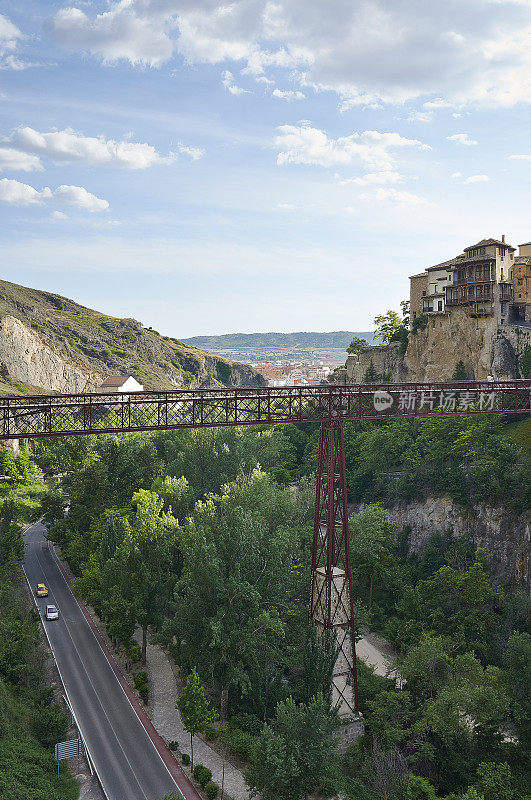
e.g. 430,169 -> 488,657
1,381 -> 529,440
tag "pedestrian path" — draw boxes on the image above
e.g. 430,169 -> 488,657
139,633 -> 251,800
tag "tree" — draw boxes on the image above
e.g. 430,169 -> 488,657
299,622 -> 338,705
246,694 -> 338,800
176,667 -> 216,768
168,470 -> 302,721
349,504 -> 396,608
406,774 -> 438,799
474,762 -> 513,800
374,310 -> 402,344
452,361 -> 468,381
115,490 -> 179,663
364,359 -> 379,383
502,632 -> 531,745
521,344 -> 531,378
347,337 -> 369,354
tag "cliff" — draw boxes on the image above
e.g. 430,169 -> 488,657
0,280 -> 265,395
382,497 -> 530,591
340,312 -> 531,383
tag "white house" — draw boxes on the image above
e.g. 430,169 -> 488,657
98,375 -> 144,393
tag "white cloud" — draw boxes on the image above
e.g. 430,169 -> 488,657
407,110 -> 433,123
272,88 -> 306,100
341,171 -> 403,186
452,171 -> 462,178
276,202 -> 295,210
0,147 -> 42,172
177,143 -> 204,160
464,173 -> 490,183
221,70 -> 252,95
508,153 -> 531,160
0,126 -> 178,169
447,133 -> 478,145
0,13 -> 22,69
49,1 -> 531,109
50,211 -> 68,221
275,124 -> 430,171
359,187 -> 431,206
0,178 -> 108,211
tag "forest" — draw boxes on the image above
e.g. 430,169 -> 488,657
0,412 -> 529,800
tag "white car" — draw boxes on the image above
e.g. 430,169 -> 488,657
45,604 -> 59,620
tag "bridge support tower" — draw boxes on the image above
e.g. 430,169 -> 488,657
310,421 -> 364,750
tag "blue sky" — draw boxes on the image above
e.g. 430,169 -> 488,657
1,1 -> 531,337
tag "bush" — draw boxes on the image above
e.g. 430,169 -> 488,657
205,781 -> 219,799
204,724 -> 217,740
125,641 -> 142,663
168,740 -> 179,751
229,712 -> 262,735
181,752 -> 190,765
133,671 -> 149,703
227,727 -> 257,760
193,763 -> 212,787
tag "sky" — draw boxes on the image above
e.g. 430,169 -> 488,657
1,1 -> 531,338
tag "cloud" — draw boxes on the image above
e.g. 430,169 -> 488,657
0,13 -> 21,68
464,173 -> 490,183
0,178 -> 108,211
275,124 -> 430,170
177,143 -> 204,160
341,170 -> 403,186
508,153 -> 531,160
276,202 -> 295,210
447,133 -> 477,145
49,1 -> 531,109
50,211 -> 68,221
221,70 -> 252,95
272,88 -> 306,100
407,110 -> 433,123
0,126 -> 178,169
451,171 -> 462,178
0,147 -> 42,172
358,187 -> 431,206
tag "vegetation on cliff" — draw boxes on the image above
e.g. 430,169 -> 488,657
0,279 -> 264,393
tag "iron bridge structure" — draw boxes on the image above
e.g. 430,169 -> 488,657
3,380 -> 529,719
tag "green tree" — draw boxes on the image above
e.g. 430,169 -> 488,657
176,667 -> 216,768
247,694 -> 338,800
347,337 -> 369,354
452,361 -> 468,381
520,344 -> 531,378
374,310 -> 402,344
502,632 -> 531,745
364,359 -> 379,383
349,504 -> 396,607
406,774 -> 438,799
168,469 -> 302,721
474,762 -> 513,800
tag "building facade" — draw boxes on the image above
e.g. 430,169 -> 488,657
410,236 -> 519,324
513,242 -> 531,323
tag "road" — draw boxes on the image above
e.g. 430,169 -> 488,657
24,520 -> 196,800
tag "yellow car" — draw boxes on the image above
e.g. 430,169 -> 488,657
35,583 -> 48,597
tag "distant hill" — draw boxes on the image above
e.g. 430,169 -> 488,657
182,331 -> 378,350
0,280 -> 265,395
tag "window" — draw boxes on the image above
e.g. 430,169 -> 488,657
422,290 -> 426,296
438,301 -> 443,311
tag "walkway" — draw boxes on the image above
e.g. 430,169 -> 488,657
138,633 -> 251,800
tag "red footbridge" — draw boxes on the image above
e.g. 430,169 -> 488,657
4,380 -> 528,717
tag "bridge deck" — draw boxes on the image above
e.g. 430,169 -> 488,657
1,381 -> 529,440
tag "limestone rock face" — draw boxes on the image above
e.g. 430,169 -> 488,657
339,312 -> 531,384
0,315 -> 102,393
381,496 -> 530,590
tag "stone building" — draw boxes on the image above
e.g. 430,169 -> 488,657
410,271 -> 428,320
513,242 -> 531,323
410,236 -> 517,324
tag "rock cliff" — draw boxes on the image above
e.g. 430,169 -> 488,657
340,311 -> 531,383
0,279 -> 265,394
372,497 -> 529,590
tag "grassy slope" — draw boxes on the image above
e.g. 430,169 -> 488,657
0,279 -> 263,391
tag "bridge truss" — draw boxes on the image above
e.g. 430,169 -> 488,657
3,380 -> 529,716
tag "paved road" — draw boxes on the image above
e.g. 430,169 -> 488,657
24,520 -> 184,800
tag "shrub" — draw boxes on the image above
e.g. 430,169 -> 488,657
193,764 -> 212,787
181,752 -> 190,765
229,712 -> 262,735
133,671 -> 149,703
205,781 -> 219,799
227,727 -> 257,760
204,724 -> 217,740
168,740 -> 179,751
125,641 -> 142,663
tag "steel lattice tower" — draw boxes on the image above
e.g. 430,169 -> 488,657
310,420 -> 359,716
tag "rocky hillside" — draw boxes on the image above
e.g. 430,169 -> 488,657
0,280 -> 265,395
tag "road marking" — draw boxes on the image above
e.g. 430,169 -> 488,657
32,539 -> 152,800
